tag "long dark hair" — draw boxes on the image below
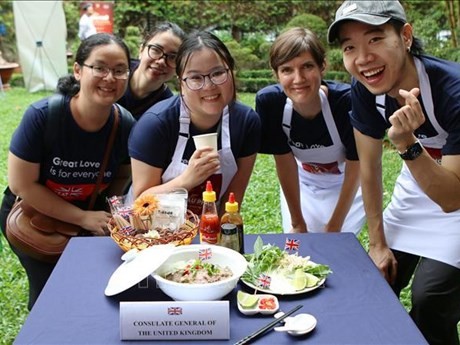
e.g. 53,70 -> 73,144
141,22 -> 186,48
56,33 -> 130,96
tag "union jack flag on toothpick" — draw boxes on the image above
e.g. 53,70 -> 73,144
284,238 -> 300,251
258,273 -> 272,289
198,247 -> 213,260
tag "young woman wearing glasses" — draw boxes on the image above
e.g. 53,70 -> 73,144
117,22 -> 186,120
0,33 -> 136,309
128,31 -> 261,216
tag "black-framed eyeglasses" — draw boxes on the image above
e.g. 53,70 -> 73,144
181,68 -> 230,91
81,63 -> 130,80
146,44 -> 177,68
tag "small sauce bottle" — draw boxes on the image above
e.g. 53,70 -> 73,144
220,192 -> 244,254
199,181 -> 220,244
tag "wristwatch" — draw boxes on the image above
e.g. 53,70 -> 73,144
398,140 -> 423,160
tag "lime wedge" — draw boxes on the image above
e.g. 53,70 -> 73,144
291,269 -> 307,290
237,290 -> 259,309
305,272 -> 320,288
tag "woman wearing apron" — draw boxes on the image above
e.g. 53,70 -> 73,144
129,31 -> 261,216
256,27 -> 364,234
328,1 -> 460,344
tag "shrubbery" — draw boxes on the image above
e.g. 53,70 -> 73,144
235,69 -> 351,93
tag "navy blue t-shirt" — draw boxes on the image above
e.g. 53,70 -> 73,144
350,55 -> 460,155
256,81 -> 358,160
129,95 -> 261,169
117,59 -> 174,120
9,96 -> 136,209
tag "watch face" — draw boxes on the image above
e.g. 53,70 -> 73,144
399,141 -> 423,160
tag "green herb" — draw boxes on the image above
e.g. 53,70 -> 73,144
184,259 -> 220,278
242,236 -> 332,286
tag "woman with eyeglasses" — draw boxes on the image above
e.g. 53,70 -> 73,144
256,27 -> 365,234
128,30 -> 261,216
117,22 -> 186,120
0,33 -> 136,310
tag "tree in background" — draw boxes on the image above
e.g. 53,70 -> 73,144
1,1 -> 458,75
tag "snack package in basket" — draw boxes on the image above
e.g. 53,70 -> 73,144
106,189 -> 198,251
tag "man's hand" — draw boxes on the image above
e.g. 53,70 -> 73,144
368,245 -> 398,284
388,88 -> 425,151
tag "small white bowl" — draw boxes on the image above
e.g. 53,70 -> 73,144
153,244 -> 247,301
274,312 -> 317,336
237,294 -> 279,315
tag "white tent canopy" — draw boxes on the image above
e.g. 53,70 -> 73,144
13,1 -> 68,92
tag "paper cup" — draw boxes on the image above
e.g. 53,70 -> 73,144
193,133 -> 218,152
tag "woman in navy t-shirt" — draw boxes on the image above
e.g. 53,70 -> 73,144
117,22 -> 185,120
0,33 -> 136,310
129,31 -> 261,216
256,27 -> 364,234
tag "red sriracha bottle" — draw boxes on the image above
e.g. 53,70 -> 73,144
199,181 -> 220,244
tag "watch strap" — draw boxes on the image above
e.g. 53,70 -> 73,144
398,140 -> 423,161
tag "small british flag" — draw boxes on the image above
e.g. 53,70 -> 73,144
198,247 -> 213,260
258,273 -> 272,289
168,307 -> 183,315
284,238 -> 300,251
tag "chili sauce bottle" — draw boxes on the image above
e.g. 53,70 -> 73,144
220,192 -> 244,254
199,181 -> 220,244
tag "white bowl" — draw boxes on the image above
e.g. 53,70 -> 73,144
152,244 -> 248,301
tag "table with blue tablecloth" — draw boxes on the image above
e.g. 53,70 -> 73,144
13,233 -> 427,344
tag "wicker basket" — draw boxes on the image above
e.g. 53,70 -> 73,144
109,210 -> 199,252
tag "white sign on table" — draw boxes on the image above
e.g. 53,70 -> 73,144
120,301 -> 230,340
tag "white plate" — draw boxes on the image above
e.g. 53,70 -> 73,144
237,293 -> 279,315
241,276 -> 325,296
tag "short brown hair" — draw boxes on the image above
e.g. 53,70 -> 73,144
269,27 -> 326,72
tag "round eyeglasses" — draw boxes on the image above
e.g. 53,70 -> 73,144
82,64 -> 130,80
181,68 -> 230,91
147,44 -> 177,68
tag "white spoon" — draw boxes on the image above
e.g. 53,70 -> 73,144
274,313 -> 317,335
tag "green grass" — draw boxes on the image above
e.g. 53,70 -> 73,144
0,88 -> 53,345
0,89 -> 455,344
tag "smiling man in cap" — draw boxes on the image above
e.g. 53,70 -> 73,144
328,1 -> 460,345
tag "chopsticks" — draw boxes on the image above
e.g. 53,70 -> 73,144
233,304 -> 303,345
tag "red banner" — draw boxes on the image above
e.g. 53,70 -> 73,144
80,1 -> 114,34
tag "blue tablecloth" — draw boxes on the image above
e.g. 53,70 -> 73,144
14,233 -> 427,344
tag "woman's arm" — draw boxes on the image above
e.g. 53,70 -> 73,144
274,152 -> 306,233
131,147 -> 220,199
8,152 -> 110,235
324,159 -> 360,232
219,154 -> 257,216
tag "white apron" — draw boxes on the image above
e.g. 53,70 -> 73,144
280,89 -> 365,234
379,57 -> 460,268
162,101 -> 238,216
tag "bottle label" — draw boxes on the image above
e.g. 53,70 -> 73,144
200,232 -> 219,244
221,223 -> 237,235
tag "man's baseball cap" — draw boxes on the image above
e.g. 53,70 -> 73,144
327,1 -> 407,43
